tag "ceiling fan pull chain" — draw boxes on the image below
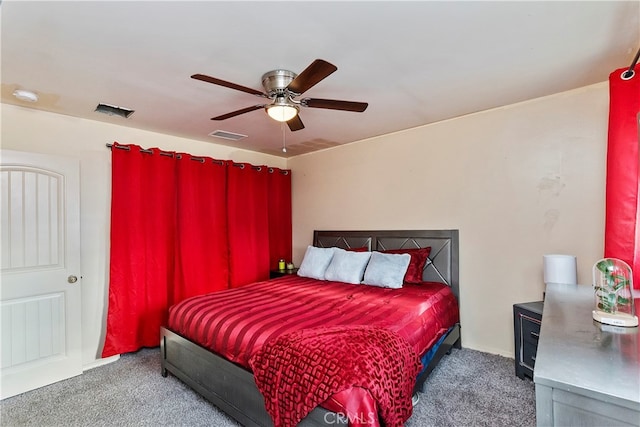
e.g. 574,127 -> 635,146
281,122 -> 287,153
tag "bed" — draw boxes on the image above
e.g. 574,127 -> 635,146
160,229 -> 461,426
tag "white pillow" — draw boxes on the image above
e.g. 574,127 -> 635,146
324,248 -> 372,284
363,251 -> 411,289
297,246 -> 336,280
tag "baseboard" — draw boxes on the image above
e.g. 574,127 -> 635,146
463,344 -> 513,358
83,354 -> 120,371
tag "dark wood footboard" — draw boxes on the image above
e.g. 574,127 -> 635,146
161,327 -> 347,427
162,324 -> 460,426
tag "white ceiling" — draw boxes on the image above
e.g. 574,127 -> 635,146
2,1 -> 639,158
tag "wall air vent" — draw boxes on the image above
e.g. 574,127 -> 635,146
95,103 -> 135,118
208,130 -> 247,141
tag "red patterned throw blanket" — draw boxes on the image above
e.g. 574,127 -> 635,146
249,325 -> 422,427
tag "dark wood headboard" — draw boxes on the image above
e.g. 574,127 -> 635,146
313,229 -> 459,301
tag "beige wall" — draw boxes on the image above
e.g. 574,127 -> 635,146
288,82 -> 608,356
0,104 -> 285,367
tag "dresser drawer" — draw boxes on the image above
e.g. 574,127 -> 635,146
521,315 -> 541,344
521,339 -> 538,369
520,314 -> 541,370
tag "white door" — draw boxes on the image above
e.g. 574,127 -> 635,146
0,150 -> 82,399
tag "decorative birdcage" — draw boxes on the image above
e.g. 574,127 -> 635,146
592,258 -> 638,327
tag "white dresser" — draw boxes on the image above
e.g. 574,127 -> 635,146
534,283 -> 640,426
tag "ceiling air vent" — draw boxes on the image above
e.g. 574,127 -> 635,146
209,130 -> 247,141
95,103 -> 134,118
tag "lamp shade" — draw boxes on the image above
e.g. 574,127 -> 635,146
543,254 -> 577,285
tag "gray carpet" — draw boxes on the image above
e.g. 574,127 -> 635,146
1,347 -> 535,426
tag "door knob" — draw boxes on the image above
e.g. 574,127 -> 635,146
68,275 -> 78,284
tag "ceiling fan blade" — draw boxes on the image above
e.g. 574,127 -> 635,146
302,98 -> 368,112
287,59 -> 338,94
211,105 -> 266,120
287,115 -> 305,131
192,74 -> 266,97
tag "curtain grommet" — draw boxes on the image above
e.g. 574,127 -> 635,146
621,69 -> 635,81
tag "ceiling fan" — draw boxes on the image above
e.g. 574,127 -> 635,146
191,59 -> 368,131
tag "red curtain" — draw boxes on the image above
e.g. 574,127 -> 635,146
226,162 -> 271,287
268,167 -> 293,269
102,145 -> 291,357
604,67 -> 640,290
103,145 -> 176,357
173,155 -> 229,303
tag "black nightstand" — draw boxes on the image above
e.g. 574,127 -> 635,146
269,268 -> 299,279
513,301 -> 544,380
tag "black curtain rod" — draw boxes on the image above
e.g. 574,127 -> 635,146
105,143 -> 215,162
105,143 -> 289,174
623,46 -> 640,79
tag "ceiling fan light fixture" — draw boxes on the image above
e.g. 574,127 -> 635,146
266,98 -> 298,122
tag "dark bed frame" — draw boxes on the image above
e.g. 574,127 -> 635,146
160,229 -> 461,426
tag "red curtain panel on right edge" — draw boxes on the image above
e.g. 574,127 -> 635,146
604,66 -> 640,290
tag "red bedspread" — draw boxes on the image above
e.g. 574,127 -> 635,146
167,275 -> 459,425
249,325 -> 422,427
